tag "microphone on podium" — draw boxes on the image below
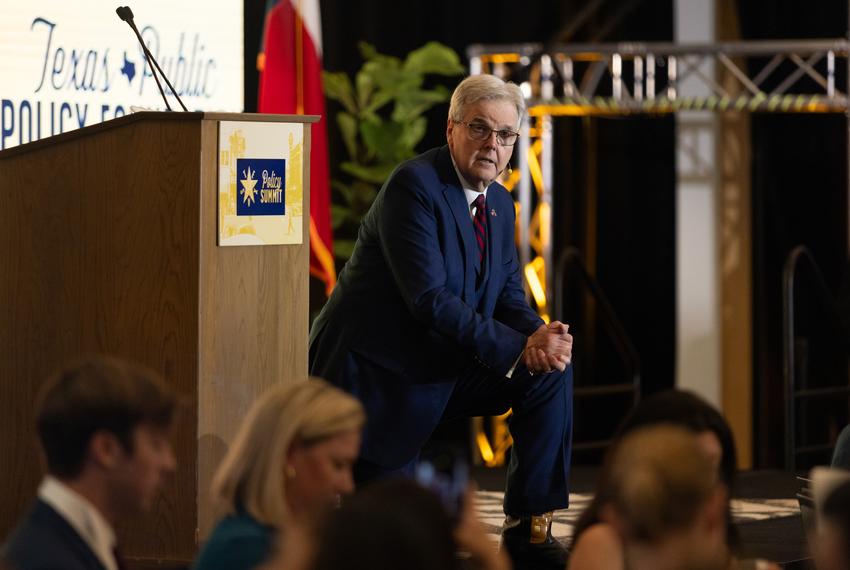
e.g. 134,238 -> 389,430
116,5 -> 188,112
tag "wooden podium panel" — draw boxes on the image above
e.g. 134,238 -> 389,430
0,112 -> 315,566
195,114 -> 312,539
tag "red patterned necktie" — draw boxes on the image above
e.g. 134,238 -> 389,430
472,194 -> 487,264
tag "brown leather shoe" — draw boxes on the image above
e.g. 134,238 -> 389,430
500,512 -> 568,570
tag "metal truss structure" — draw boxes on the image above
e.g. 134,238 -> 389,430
468,38 -> 850,467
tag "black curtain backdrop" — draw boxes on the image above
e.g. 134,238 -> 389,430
738,0 -> 849,468
244,1 -> 264,111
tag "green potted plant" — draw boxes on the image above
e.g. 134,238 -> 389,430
323,41 -> 465,261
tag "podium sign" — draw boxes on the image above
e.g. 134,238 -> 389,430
217,120 -> 305,246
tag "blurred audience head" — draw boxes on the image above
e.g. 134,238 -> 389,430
572,389 -> 739,552
36,354 -> 177,516
311,478 -> 460,570
599,425 -> 729,570
211,378 -> 365,528
812,480 -> 850,570
617,389 -> 737,489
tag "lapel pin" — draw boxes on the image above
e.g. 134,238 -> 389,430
490,209 -> 497,217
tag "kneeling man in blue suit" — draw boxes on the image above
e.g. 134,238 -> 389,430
310,74 -> 573,569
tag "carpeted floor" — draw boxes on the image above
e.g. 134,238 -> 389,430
475,490 -> 800,543
472,466 -> 810,567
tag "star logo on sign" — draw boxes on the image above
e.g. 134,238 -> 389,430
240,166 -> 258,206
120,52 -> 136,84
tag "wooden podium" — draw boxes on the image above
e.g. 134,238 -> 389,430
0,112 -> 318,567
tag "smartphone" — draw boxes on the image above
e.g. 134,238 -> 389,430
415,446 -> 469,523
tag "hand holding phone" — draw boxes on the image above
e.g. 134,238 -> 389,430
415,446 -> 469,523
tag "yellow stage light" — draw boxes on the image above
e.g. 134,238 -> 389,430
525,257 -> 547,310
476,430 -> 495,464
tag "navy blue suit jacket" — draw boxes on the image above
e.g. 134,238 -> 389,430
3,499 -> 106,570
310,145 -> 543,468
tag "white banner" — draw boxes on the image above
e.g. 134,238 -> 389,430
0,0 -> 244,150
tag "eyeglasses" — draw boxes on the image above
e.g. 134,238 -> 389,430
454,121 -> 520,146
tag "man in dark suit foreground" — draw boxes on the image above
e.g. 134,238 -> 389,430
3,355 -> 177,570
310,74 -> 573,569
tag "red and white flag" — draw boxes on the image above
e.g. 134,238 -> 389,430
258,0 -> 336,295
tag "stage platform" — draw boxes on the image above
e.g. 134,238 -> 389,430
472,466 -> 810,568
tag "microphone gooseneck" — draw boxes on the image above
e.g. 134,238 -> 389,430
115,5 -> 188,112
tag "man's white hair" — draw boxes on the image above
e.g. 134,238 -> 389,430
448,74 -> 525,127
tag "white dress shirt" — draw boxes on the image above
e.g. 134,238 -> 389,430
38,476 -> 118,570
450,158 -> 489,218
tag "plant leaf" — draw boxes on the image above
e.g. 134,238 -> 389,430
359,42 -> 402,68
331,179 -> 356,206
391,86 -> 451,122
360,118 -> 406,163
362,90 -> 395,117
403,42 -> 465,76
355,69 -> 374,110
397,117 -> 428,155
340,161 -> 397,184
322,71 -> 358,114
334,238 -> 357,260
359,42 -> 379,60
336,112 -> 358,161
331,204 -> 352,229
349,181 -> 380,211
361,61 -> 419,93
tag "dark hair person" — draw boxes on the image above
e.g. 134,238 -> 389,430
4,354 -> 177,570
308,479 -> 509,570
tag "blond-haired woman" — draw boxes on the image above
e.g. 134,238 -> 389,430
193,379 -> 365,570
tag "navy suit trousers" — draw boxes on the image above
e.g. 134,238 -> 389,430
354,361 -> 573,517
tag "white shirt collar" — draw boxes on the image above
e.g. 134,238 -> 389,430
450,156 -> 488,216
38,476 -> 118,570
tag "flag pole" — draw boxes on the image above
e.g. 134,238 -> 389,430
295,0 -> 304,114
